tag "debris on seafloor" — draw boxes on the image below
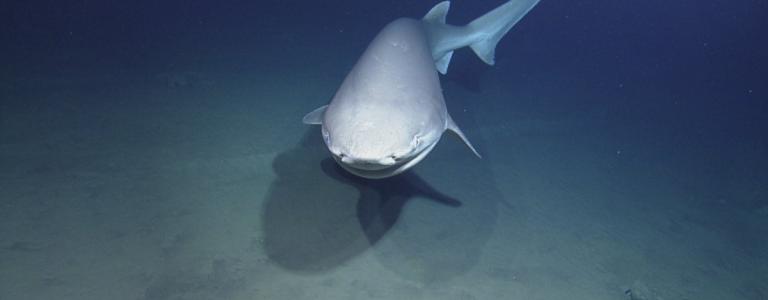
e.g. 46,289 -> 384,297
623,280 -> 664,300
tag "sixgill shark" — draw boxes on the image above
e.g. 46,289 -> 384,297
303,0 -> 540,179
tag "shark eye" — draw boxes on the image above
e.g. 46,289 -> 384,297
390,154 -> 401,161
412,134 -> 422,147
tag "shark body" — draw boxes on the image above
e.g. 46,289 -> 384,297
303,1 -> 540,179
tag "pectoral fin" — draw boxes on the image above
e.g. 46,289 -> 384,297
302,105 -> 327,125
447,114 -> 481,158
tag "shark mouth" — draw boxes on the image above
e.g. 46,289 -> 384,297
333,140 -> 439,179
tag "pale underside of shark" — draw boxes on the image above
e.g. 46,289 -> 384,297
303,0 -> 540,179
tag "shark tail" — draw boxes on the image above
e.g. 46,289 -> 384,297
467,0 -> 540,65
422,0 -> 539,74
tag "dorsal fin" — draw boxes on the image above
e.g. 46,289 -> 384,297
435,51 -> 454,75
423,1 -> 450,25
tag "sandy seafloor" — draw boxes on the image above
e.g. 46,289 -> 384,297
2,11 -> 768,300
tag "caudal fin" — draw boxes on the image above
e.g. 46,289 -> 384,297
468,0 -> 540,65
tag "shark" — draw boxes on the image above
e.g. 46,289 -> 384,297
303,0 -> 540,179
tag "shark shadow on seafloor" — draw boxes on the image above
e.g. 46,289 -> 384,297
321,156 -> 461,243
261,129 -> 461,273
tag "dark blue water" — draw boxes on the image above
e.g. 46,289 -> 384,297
1,1 -> 766,299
